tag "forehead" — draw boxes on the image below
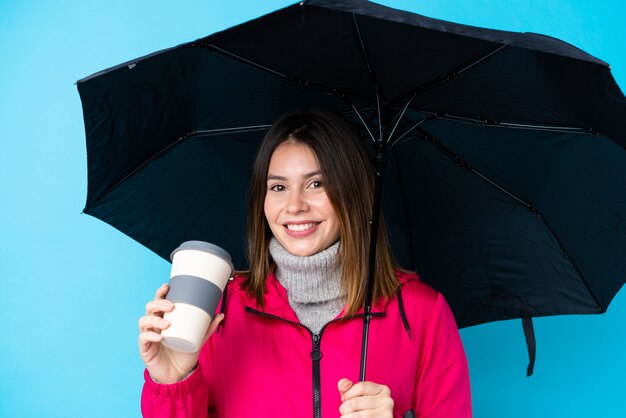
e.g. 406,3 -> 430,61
267,141 -> 320,172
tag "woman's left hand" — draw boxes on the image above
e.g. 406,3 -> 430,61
338,378 -> 394,417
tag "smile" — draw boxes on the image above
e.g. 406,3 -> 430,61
285,222 -> 320,231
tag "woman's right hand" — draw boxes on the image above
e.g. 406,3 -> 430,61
138,283 -> 224,384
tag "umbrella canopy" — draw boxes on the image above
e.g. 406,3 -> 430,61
78,0 -> 626,335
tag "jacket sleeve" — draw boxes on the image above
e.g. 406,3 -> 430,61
141,361 -> 210,418
141,330 -> 219,418
413,292 -> 472,417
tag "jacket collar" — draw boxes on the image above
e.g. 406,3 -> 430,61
244,271 -> 416,320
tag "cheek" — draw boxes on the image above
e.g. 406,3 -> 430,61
263,197 -> 271,221
264,195 -> 278,223
322,200 -> 341,234
330,215 -> 341,238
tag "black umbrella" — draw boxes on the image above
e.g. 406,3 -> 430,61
78,0 -> 626,378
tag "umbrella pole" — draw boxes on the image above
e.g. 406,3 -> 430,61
359,134 -> 389,381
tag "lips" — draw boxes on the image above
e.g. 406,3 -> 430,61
283,221 -> 321,237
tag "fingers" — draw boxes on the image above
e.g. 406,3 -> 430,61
137,284 -> 175,368
145,298 -> 175,317
207,313 -> 225,336
139,330 -> 164,352
155,283 -> 169,299
338,380 -> 393,416
145,285 -> 175,317
341,380 -> 390,399
138,315 -> 171,333
338,378 -> 354,399
141,294 -> 174,335
139,284 -> 174,336
201,313 -> 225,344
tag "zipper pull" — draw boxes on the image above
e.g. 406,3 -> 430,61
311,334 -> 322,361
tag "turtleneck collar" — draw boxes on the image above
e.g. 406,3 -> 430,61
269,238 -> 344,304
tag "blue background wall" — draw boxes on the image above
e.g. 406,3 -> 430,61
1,1 -> 624,416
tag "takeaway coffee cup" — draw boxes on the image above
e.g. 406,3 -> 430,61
161,241 -> 234,353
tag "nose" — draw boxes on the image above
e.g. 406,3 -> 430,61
286,188 -> 309,214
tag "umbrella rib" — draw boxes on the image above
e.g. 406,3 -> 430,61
199,43 -> 372,103
407,44 -> 508,97
351,12 -> 389,142
435,112 -> 596,135
419,126 -> 535,208
193,125 -> 272,136
389,118 -> 428,148
205,44 -> 290,79
347,102 -> 377,142
352,13 -> 386,105
103,132 -> 195,196
496,121 -> 595,133
401,109 -> 595,136
387,94 -> 417,143
415,125 -> 605,311
456,44 -> 508,75
102,126 -> 270,198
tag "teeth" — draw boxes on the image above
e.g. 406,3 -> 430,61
286,223 -> 318,231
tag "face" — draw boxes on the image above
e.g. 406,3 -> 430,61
264,141 -> 341,256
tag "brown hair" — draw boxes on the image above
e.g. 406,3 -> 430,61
243,109 -> 400,315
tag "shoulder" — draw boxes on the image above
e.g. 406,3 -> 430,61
231,273 -> 248,290
395,270 -> 440,302
393,270 -> 450,317
228,272 -> 283,308
224,274 -> 254,305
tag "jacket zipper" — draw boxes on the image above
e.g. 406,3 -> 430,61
311,333 -> 322,418
245,307 -> 384,418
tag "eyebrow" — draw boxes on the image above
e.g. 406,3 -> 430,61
266,171 -> 322,181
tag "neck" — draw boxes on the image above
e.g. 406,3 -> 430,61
269,238 -> 345,333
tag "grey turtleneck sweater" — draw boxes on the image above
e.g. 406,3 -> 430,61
269,238 -> 346,334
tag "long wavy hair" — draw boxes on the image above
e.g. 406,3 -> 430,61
243,108 -> 400,315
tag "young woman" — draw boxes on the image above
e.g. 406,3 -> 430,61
138,109 -> 472,417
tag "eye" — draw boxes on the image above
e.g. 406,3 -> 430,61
269,184 -> 286,192
308,179 -> 323,189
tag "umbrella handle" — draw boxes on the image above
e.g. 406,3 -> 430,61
360,138 -> 388,381
359,307 -> 372,381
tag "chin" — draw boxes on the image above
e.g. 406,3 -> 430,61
286,246 -> 318,257
280,240 -> 320,257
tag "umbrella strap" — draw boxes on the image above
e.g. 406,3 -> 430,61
396,286 -> 412,340
216,278 -> 231,334
522,317 -> 536,376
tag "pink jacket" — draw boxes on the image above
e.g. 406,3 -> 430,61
141,271 -> 471,417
